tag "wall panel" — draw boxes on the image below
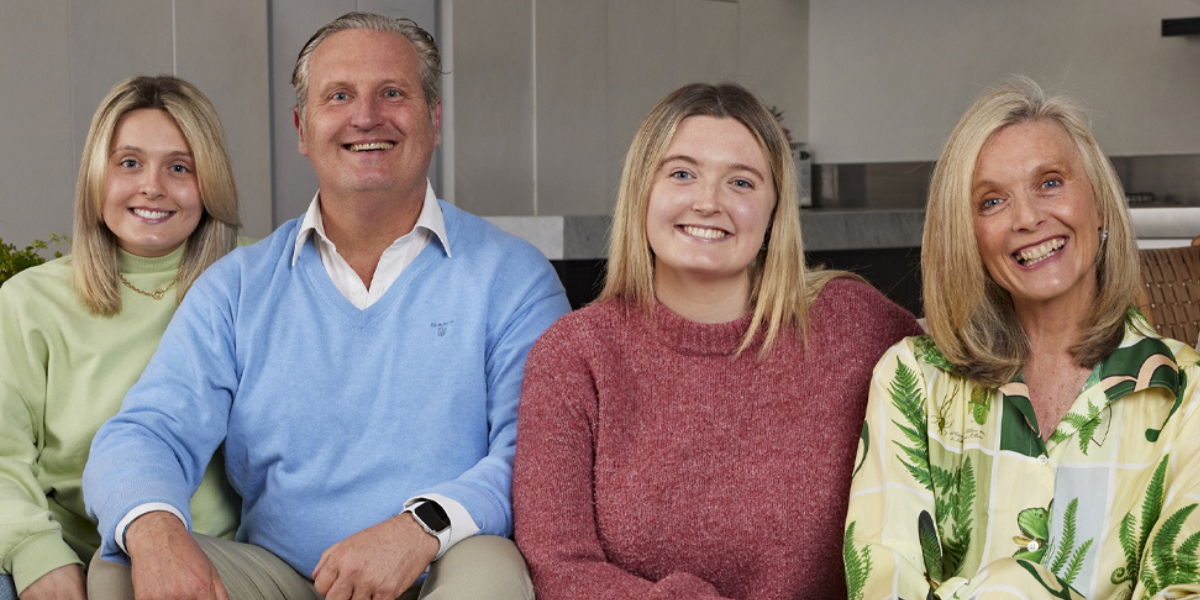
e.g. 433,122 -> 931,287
0,1 -> 74,246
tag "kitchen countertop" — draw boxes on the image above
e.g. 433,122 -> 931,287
485,206 -> 1200,260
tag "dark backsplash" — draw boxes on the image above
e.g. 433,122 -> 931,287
552,249 -> 925,316
813,154 -> 1200,210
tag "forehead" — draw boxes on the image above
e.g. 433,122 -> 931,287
112,108 -> 188,149
308,29 -> 420,91
667,116 -> 767,163
975,119 -> 1082,178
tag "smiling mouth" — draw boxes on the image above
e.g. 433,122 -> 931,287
346,142 -> 395,152
131,208 -> 174,220
679,225 -> 729,240
1014,237 -> 1066,266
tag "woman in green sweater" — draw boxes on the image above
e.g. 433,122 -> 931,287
0,76 -> 241,600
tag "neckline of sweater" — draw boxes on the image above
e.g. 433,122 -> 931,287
650,300 -> 756,357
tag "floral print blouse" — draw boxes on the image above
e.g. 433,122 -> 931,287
845,319 -> 1200,600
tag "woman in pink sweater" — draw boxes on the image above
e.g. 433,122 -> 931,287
512,82 -> 922,599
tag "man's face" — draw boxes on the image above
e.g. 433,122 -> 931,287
296,29 -> 441,202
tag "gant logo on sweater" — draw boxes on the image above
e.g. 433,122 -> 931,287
431,320 -> 455,337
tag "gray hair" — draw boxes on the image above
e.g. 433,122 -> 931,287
291,12 -> 441,120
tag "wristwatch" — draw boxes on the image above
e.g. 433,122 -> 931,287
407,500 -> 451,536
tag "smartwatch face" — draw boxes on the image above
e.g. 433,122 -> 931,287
414,501 -> 451,533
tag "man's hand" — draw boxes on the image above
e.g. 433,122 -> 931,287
125,511 -> 228,600
20,564 -> 86,600
312,513 -> 438,600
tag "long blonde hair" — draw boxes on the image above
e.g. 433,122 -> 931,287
598,82 -> 848,355
922,76 -> 1138,384
73,75 -> 240,316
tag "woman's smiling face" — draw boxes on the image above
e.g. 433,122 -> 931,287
102,108 -> 203,258
971,119 -> 1103,314
646,115 -> 776,293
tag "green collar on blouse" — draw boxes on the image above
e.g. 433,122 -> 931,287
998,317 -> 1184,453
915,313 -> 1183,455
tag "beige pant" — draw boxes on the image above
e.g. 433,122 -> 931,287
89,534 -> 533,600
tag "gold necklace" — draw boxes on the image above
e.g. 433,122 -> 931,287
118,269 -> 180,300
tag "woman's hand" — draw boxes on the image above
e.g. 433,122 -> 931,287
20,564 -> 86,600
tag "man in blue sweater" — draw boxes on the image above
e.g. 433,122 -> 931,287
83,12 -> 569,600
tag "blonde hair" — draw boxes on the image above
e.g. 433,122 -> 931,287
292,12 -> 441,121
598,82 -> 849,355
922,76 -> 1138,384
73,75 -> 240,316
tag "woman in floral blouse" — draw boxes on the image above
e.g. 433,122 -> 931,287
845,77 -> 1200,600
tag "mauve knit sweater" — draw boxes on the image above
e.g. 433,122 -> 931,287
513,278 -> 923,600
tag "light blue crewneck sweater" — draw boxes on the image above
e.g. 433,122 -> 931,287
84,201 -> 570,576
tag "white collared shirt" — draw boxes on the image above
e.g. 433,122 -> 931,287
292,179 -> 452,309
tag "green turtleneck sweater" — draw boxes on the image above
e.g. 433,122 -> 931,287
0,246 -> 238,593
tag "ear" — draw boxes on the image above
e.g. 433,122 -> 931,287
294,107 -> 308,157
431,99 -> 443,148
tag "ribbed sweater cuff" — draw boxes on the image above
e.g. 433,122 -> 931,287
8,531 -> 83,593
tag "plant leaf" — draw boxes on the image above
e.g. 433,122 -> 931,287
1019,507 -> 1051,541
919,510 -> 944,583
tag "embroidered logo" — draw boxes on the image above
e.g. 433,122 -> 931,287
431,320 -> 455,337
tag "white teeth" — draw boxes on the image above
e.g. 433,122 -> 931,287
348,142 -> 395,151
132,208 -> 172,220
1015,238 -> 1066,265
681,225 -> 728,240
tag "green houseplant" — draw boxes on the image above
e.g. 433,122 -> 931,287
0,235 -> 69,288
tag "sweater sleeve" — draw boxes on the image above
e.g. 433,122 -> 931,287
411,253 -> 571,540
0,283 -> 84,593
82,277 -> 237,565
512,320 -> 731,600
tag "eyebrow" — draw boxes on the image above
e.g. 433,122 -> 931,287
316,79 -> 414,96
660,154 -> 767,181
110,145 -> 192,158
971,179 -> 998,195
972,161 -> 1070,194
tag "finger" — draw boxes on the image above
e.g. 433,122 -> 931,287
324,575 -> 354,600
349,582 -> 376,600
313,564 -> 336,597
213,571 -> 231,600
313,547 -> 331,580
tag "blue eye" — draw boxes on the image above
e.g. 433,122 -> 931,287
670,170 -> 692,180
981,197 -> 1002,210
332,92 -> 349,101
732,178 -> 753,189
120,159 -> 139,168
1042,179 -> 1062,189
170,164 -> 190,174
384,89 -> 401,98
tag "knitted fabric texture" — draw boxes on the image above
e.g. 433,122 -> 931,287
514,277 -> 923,600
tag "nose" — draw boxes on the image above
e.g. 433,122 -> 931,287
350,96 -> 383,129
140,168 -> 164,200
1009,192 -> 1045,231
691,180 -> 721,215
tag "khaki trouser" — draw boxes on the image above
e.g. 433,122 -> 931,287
89,534 -> 533,600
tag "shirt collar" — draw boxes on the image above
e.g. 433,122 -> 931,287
292,179 -> 450,265
1095,315 -> 1181,402
998,316 -> 1183,405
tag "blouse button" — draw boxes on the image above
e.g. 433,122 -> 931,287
1038,455 -> 1049,466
